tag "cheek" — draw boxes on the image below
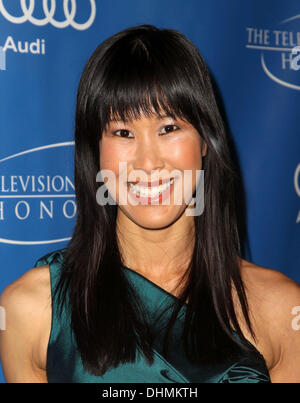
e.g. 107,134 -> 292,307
99,139 -> 122,173
167,137 -> 203,170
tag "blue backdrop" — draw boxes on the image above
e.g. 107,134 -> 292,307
0,0 -> 299,383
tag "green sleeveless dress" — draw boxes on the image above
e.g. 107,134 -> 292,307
34,248 -> 271,383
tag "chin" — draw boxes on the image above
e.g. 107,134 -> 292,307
124,206 -> 186,230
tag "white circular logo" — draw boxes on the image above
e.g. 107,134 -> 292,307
0,0 -> 96,30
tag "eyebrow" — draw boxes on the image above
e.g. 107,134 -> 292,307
109,113 -> 177,123
155,114 -> 176,120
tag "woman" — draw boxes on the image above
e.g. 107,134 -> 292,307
1,24 -> 299,383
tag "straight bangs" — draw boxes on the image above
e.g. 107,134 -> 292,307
96,29 -> 210,135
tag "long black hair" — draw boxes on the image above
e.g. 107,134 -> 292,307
55,24 -> 256,376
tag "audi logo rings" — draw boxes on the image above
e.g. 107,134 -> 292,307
0,0 -> 96,30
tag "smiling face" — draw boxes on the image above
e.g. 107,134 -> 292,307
99,111 -> 207,230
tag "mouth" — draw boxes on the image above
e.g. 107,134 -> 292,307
127,177 -> 174,187
127,177 -> 176,201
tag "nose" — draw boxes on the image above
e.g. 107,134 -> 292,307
132,136 -> 165,174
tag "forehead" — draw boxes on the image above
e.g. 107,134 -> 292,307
107,98 -> 177,122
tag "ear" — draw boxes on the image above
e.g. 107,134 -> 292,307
201,141 -> 207,157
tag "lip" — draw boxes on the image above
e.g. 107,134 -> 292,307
127,177 -> 175,188
127,177 -> 176,204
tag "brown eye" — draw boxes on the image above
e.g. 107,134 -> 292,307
160,125 -> 180,135
114,129 -> 133,138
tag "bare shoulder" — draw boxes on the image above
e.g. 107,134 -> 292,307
0,264 -> 51,324
239,258 -> 300,309
238,258 -> 300,382
0,264 -> 52,382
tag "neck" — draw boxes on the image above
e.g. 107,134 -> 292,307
116,208 -> 195,294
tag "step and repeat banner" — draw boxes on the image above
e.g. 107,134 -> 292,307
0,0 -> 299,382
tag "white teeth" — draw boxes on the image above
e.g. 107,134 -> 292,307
129,178 -> 174,197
